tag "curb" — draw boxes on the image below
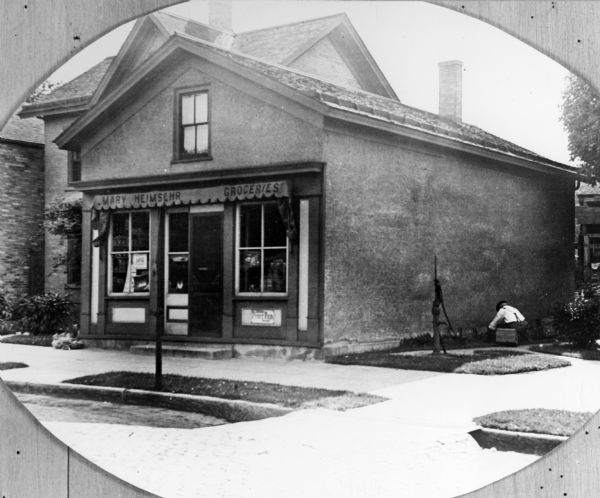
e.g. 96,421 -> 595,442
7,380 -> 292,423
469,427 -> 567,455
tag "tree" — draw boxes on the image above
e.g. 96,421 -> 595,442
560,74 -> 600,182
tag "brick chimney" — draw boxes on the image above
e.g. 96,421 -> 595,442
438,60 -> 463,122
209,0 -> 233,33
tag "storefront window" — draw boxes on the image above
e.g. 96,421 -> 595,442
237,203 -> 287,294
168,212 -> 189,293
109,211 -> 150,294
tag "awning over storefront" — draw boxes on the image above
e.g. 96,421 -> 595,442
92,180 -> 290,211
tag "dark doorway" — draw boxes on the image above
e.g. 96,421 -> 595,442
188,212 -> 223,337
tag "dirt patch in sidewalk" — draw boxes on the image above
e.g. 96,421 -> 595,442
0,362 -> 28,370
63,371 -> 387,410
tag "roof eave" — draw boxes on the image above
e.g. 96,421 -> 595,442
325,107 -> 577,178
18,97 -> 91,119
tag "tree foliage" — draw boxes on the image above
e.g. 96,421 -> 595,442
44,198 -> 82,239
560,74 -> 600,181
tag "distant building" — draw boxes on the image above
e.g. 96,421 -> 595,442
0,114 -> 45,299
575,182 -> 600,278
21,8 -> 577,356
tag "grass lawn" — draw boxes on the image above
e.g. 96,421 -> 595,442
0,362 -> 28,370
0,334 -> 53,347
529,343 -> 600,361
474,409 -> 593,437
328,349 -> 571,375
63,371 -> 387,410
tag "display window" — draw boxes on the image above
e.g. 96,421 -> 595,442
236,202 -> 288,295
108,211 -> 150,294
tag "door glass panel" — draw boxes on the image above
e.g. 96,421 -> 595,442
169,212 -> 188,252
168,255 -> 188,293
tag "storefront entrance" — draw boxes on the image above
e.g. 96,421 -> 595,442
165,205 -> 224,337
189,211 -> 222,336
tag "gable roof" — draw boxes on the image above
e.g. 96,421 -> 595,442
55,32 -> 575,177
233,14 -> 345,64
22,10 -> 397,120
233,13 -> 397,99
0,114 -> 43,144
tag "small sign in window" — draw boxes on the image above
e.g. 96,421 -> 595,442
241,308 -> 282,327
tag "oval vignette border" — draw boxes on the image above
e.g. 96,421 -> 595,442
3,1 -> 600,497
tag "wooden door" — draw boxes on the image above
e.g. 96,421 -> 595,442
188,212 -> 223,337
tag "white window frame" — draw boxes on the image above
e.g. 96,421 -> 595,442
235,202 -> 288,297
108,210 -> 151,296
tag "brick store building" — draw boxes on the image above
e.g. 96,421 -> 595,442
0,115 -> 44,299
21,11 -> 577,356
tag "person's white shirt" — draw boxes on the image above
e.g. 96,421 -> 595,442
488,305 -> 525,330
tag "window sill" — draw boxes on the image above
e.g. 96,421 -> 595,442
171,155 -> 213,165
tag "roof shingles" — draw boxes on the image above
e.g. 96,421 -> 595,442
24,12 -> 574,173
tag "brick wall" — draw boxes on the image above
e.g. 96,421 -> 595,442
322,126 -> 574,351
0,139 -> 44,300
43,117 -> 81,306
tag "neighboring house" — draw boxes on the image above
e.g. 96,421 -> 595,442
575,182 -> 600,278
0,114 -> 45,300
21,9 -> 577,356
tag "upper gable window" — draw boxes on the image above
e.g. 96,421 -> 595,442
178,90 -> 210,160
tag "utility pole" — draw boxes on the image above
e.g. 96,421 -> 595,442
432,255 -> 443,354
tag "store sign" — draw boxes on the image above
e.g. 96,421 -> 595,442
92,181 -> 290,210
241,308 -> 282,327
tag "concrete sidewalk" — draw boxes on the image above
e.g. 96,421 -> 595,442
1,343 -> 599,498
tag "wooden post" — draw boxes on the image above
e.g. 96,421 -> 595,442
432,255 -> 442,354
154,209 -> 165,391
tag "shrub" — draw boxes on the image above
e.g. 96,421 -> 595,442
552,293 -> 600,349
11,293 -> 73,335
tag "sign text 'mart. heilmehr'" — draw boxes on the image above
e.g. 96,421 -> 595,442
93,181 -> 289,210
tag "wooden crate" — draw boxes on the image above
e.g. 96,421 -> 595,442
496,328 -> 518,345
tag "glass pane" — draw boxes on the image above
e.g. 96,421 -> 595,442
196,124 -> 209,154
195,92 -> 208,122
111,213 -> 128,252
239,249 -> 261,293
239,205 -> 261,247
264,203 -> 287,247
183,126 -> 196,154
264,249 -> 286,293
181,95 -> 194,125
111,254 -> 129,293
131,212 -> 149,251
168,255 -> 188,293
169,212 -> 188,252
131,254 -> 150,293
